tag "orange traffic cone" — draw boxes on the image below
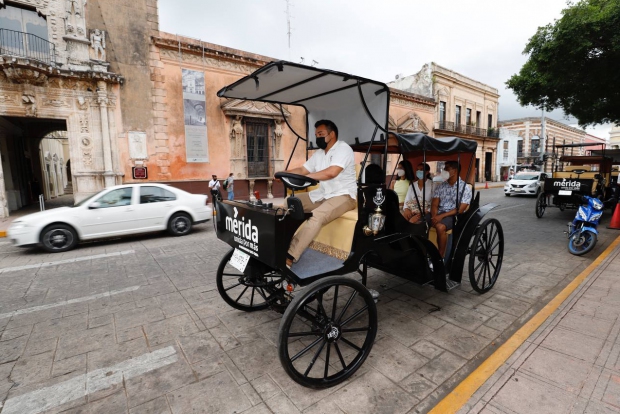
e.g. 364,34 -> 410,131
608,201 -> 620,230
484,181 -> 489,189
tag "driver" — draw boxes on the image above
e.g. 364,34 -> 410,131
281,120 -> 357,268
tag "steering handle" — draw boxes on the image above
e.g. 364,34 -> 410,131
275,172 -> 318,191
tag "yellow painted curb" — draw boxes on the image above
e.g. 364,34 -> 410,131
429,234 -> 620,414
0,230 -> 6,238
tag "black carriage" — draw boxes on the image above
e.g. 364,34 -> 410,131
213,61 -> 504,389
535,143 -> 620,218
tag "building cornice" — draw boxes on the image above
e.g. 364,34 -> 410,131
389,88 -> 436,107
431,62 -> 499,97
499,117 -> 586,136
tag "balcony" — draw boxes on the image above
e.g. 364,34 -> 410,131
517,152 -> 542,159
0,29 -> 56,66
435,121 -> 500,138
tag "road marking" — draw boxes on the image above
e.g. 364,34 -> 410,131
0,285 -> 140,320
429,234 -> 620,414
0,250 -> 135,275
1,345 -> 178,414
490,204 -> 525,213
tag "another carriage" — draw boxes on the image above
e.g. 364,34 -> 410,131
213,61 -> 504,388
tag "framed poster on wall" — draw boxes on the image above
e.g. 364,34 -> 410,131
182,68 -> 209,162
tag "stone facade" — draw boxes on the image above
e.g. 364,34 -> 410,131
610,126 -> 620,149
499,117 -> 587,173
0,0 -> 123,218
388,63 -> 501,182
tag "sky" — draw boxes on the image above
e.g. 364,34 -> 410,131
158,0 -> 611,139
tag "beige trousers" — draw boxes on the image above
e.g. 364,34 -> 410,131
287,192 -> 357,261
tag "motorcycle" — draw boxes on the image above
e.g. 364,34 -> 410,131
566,195 -> 603,255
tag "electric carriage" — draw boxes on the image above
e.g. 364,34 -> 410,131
535,143 -> 620,218
213,61 -> 504,389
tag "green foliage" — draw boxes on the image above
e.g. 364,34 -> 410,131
507,0 -> 620,126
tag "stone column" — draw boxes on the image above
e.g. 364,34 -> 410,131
97,82 -> 115,187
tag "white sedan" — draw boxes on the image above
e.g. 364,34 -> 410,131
8,184 -> 212,252
504,172 -> 547,197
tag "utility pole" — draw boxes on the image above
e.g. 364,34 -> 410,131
541,109 -> 546,172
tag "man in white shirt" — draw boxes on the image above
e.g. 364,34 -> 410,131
208,174 -> 221,203
282,120 -> 357,267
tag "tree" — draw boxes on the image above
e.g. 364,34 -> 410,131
507,0 -> 620,126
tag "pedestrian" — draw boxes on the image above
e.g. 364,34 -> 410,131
208,174 -> 221,203
223,173 -> 234,201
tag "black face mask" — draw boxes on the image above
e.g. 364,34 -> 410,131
315,136 -> 328,149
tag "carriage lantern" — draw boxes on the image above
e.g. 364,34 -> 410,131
363,205 -> 386,236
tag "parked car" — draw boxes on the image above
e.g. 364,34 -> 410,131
8,184 -> 212,252
504,172 -> 547,197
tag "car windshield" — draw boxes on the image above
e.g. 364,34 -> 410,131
514,173 -> 538,180
73,191 -> 102,207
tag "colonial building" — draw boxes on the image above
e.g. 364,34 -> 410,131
388,63 -> 501,182
0,0 -> 437,217
610,126 -> 620,149
496,128 -> 520,181
498,117 -> 587,172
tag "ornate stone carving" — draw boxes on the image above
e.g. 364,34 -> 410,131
388,116 -> 397,131
230,115 -> 244,158
90,29 -> 106,61
221,99 -> 290,120
79,113 -> 89,133
43,98 -> 69,108
159,48 -> 259,75
396,112 -> 430,134
22,93 -> 37,117
76,96 -> 89,110
274,119 -> 283,159
390,97 -> 432,110
3,68 -> 48,85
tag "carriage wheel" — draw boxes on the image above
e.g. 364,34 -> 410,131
535,192 -> 547,218
216,249 -> 284,312
469,218 -> 504,294
278,276 -> 377,389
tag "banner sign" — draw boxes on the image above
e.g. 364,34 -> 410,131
544,178 -> 593,193
182,68 -> 209,162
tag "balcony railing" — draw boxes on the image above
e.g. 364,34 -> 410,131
0,29 -> 56,65
517,152 -> 542,158
435,121 -> 501,138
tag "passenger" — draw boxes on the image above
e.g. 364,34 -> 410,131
403,163 -> 433,224
391,160 -> 413,209
431,161 -> 472,257
282,120 -> 357,268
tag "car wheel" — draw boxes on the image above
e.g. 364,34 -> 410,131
168,213 -> 192,236
40,224 -> 78,253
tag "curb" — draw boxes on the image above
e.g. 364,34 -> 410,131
428,234 -> 620,414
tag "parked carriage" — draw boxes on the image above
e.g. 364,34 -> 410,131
213,61 -> 504,388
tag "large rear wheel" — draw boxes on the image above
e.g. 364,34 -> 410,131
216,249 -> 284,312
535,192 -> 547,218
278,277 -> 377,389
469,218 -> 504,294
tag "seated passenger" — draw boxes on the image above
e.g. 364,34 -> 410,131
391,160 -> 413,209
431,161 -> 472,257
281,120 -> 357,268
403,163 -> 433,224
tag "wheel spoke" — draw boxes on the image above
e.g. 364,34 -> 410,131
490,240 -> 501,252
224,282 -> 242,292
473,259 -> 485,273
250,288 -> 255,307
303,340 -> 327,377
331,286 -> 339,321
291,337 -> 323,362
234,286 -> 249,303
316,291 -> 328,320
336,291 -> 358,324
324,343 -> 331,379
475,265 -> 483,286
222,272 -> 243,277
334,342 -> 347,369
488,226 -> 498,250
288,331 -> 322,338
485,261 -> 491,287
340,305 -> 369,327
340,337 -> 362,352
341,327 -> 370,333
489,259 -> 497,273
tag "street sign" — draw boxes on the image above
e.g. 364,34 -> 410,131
132,166 -> 148,179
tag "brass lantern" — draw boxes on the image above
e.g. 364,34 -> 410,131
363,205 -> 386,236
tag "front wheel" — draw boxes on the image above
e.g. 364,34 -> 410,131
535,192 -> 547,218
40,224 -> 78,253
568,229 -> 597,256
469,218 -> 504,294
278,276 -> 377,389
168,213 -> 192,236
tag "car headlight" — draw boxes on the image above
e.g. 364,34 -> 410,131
527,183 -> 537,188
9,221 -> 29,230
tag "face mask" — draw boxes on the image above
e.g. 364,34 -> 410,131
416,170 -> 424,180
396,169 -> 405,177
315,136 -> 327,150
441,170 -> 450,180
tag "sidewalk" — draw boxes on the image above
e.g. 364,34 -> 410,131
433,234 -> 620,414
0,194 -> 74,236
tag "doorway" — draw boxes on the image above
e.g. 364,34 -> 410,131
485,152 -> 493,181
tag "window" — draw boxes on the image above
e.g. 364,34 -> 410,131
466,108 -> 472,125
0,3 -> 49,56
140,186 -> 176,203
503,141 -> 509,160
476,111 -> 481,127
246,120 -> 270,177
531,136 -> 540,154
439,101 -> 446,123
455,105 -> 461,125
95,188 -> 133,208
488,114 -> 493,128
517,139 -> 523,155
